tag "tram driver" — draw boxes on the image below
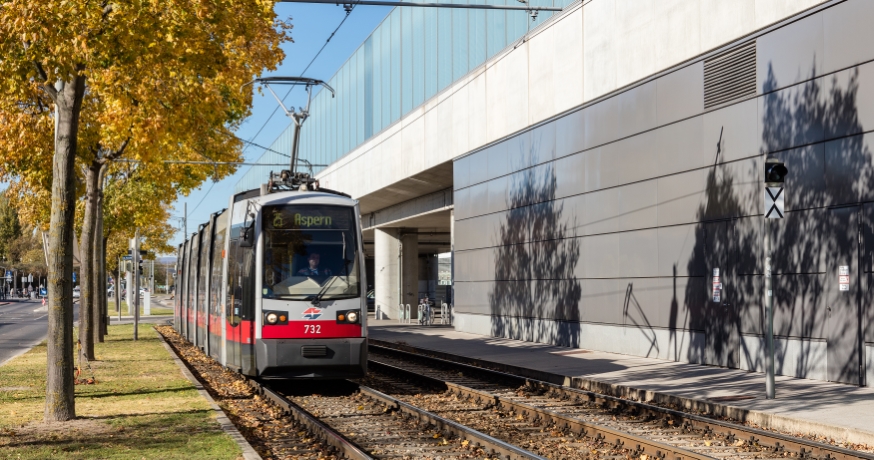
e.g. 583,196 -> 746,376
297,253 -> 332,276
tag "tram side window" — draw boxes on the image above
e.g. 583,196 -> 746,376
227,238 -> 242,326
240,244 -> 255,321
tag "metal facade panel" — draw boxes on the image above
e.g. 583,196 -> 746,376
822,0 -> 874,75
769,207 -> 828,274
486,175 -> 509,214
825,133 -> 874,204
772,273 -> 827,339
599,130 -> 659,190
468,149 -> 489,186
825,205 -> 863,384
616,228 -> 659,278
771,143 -> 827,211
656,167 -> 710,227
468,182 -> 489,218
554,153 -> 586,200
617,80 -> 658,139
454,186 -> 470,220
529,122 -> 556,166
618,180 -> 659,231
704,98 -> 757,164
584,97 -> 620,150
486,141 -> 509,180
657,223 -> 707,277
555,109 -> 586,158
656,62 -> 704,126
756,12 -> 824,94
506,130 -> 531,173
582,232 -> 620,279
579,278 -> 630,325
655,117 -> 705,177
454,155 -> 470,190
584,187 -> 621,235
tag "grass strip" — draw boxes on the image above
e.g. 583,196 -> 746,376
0,324 -> 242,459
108,299 -> 173,316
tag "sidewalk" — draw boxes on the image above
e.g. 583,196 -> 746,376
368,319 -> 874,446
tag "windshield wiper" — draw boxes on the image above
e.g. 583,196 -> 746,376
309,273 -> 339,306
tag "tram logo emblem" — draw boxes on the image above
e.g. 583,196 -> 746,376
302,307 -> 323,320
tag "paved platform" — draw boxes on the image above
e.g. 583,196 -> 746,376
368,319 -> 874,447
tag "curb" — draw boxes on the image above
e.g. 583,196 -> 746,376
370,338 -> 874,447
154,327 -> 262,460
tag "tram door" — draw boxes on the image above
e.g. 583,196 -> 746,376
226,238 -> 242,371
826,205 -> 863,385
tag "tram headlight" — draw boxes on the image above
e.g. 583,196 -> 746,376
336,309 -> 361,323
265,312 -> 278,324
263,310 -> 288,326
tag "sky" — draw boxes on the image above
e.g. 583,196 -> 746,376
167,3 -> 393,249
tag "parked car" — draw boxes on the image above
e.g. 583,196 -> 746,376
72,286 -> 80,299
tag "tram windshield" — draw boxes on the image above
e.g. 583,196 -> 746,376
262,204 -> 361,300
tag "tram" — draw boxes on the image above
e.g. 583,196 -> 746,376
174,172 -> 367,379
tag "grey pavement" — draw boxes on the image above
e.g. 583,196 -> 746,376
0,299 -> 78,367
369,319 -> 874,446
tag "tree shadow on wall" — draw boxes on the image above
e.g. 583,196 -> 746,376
488,159 -> 582,348
683,62 -> 872,384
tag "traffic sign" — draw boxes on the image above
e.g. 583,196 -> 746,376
764,187 -> 784,219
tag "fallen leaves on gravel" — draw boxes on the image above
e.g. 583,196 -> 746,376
156,325 -> 337,460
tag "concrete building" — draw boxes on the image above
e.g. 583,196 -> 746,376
240,0 -> 874,386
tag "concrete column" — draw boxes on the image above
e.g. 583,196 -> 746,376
401,232 -> 419,317
375,228 -> 400,319
450,209 -> 455,307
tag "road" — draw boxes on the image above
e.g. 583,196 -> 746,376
0,298 -> 79,367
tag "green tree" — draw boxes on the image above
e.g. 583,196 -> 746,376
0,195 -> 23,264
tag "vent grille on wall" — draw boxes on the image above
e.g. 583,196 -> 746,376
704,41 -> 756,109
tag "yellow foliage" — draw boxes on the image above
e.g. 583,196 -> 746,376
0,0 -> 292,234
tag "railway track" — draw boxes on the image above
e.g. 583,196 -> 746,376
367,343 -> 874,460
253,378 -> 546,459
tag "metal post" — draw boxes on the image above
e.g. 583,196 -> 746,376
133,229 -> 140,341
764,218 -> 775,399
117,257 -> 122,322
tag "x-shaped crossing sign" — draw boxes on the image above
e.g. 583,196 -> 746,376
764,187 -> 784,219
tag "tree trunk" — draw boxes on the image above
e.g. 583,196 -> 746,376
45,74 -> 85,423
92,164 -> 106,343
100,236 -> 108,336
78,163 -> 99,360
115,257 -> 122,320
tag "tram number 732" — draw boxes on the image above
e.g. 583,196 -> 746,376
304,324 -> 322,334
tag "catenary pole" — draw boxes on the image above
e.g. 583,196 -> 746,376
133,229 -> 140,341
764,219 -> 775,398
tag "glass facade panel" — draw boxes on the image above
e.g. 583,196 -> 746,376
236,0 -> 569,193
452,7 -> 468,82
401,7 -> 413,115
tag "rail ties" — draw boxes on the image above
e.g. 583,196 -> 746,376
368,343 -> 874,460
256,378 -> 546,459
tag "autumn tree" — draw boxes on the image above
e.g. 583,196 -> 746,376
0,195 -> 23,264
0,0 -> 290,421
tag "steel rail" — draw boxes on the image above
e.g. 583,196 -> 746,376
370,342 -> 874,460
356,384 -> 548,460
252,381 -> 375,460
369,359 -> 715,460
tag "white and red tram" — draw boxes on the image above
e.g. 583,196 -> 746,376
174,183 -> 367,379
